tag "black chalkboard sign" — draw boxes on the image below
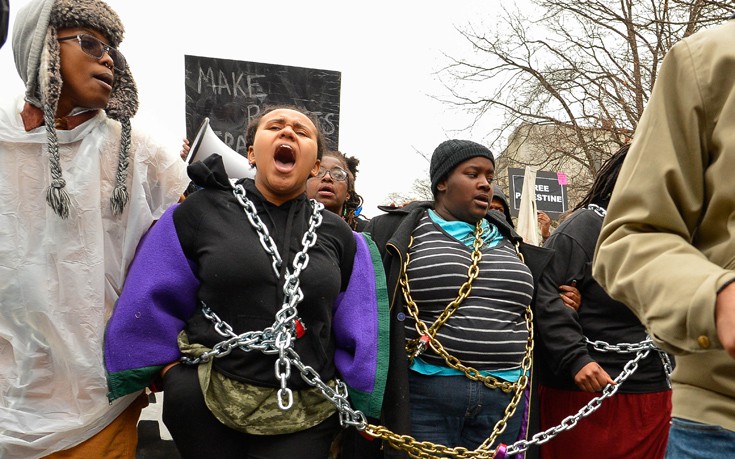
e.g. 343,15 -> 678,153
184,55 -> 341,154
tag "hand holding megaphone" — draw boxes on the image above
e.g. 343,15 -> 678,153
186,118 -> 255,179
180,138 -> 190,160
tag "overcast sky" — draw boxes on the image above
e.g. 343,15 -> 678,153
0,0 -> 516,217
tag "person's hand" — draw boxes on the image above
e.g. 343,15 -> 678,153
538,211 -> 552,241
573,362 -> 615,392
716,281 -> 735,359
559,283 -> 581,311
180,138 -> 190,161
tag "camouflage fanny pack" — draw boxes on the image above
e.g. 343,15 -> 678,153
178,331 -> 337,435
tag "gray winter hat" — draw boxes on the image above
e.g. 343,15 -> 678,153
13,0 -> 138,218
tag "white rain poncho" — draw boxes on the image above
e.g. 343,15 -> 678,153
0,96 -> 189,458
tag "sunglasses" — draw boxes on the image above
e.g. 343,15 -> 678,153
57,34 -> 127,71
314,166 -> 348,182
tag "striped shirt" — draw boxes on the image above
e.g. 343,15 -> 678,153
404,212 -> 534,371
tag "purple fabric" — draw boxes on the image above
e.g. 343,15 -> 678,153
333,233 -> 378,393
515,384 -> 531,459
105,205 -> 199,373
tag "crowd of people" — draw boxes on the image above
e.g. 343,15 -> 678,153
1,1 -> 734,458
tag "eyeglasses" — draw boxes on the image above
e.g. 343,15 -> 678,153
57,34 -> 127,71
314,166 -> 348,182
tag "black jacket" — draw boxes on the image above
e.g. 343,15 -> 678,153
362,201 -> 553,458
535,208 -> 671,393
492,185 -> 515,227
175,155 -> 356,389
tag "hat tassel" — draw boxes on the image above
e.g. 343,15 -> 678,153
46,179 -> 71,219
110,185 -> 129,215
43,105 -> 71,219
110,119 -> 131,215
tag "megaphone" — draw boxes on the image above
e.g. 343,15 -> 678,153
186,117 -> 255,179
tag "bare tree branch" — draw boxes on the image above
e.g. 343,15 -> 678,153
437,0 -> 728,207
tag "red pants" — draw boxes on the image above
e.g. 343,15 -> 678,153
539,385 -> 671,459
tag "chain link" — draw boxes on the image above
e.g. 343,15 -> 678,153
505,338 -> 671,457
355,310 -> 534,459
659,351 -> 674,389
358,338 -> 670,458
587,337 -> 673,388
285,347 -> 368,429
177,183 -> 366,427
181,184 -> 323,410
587,203 -> 607,218
396,224 -> 534,452
402,227 -> 530,394
478,306 -> 533,449
585,337 -> 655,353
506,346 -> 649,456
404,222 -> 484,360
179,194 -> 672,458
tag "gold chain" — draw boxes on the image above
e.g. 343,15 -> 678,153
362,422 -> 497,458
403,221 -> 484,358
362,419 -> 519,458
479,306 -> 533,449
390,224 -> 534,455
360,310 -> 534,458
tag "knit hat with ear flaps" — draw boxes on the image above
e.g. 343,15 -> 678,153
429,139 -> 495,195
12,0 -> 138,218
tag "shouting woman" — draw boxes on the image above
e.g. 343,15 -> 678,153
104,105 -> 388,459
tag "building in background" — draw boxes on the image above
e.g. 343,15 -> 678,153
495,122 -> 631,217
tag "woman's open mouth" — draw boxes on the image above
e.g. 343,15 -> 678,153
274,144 -> 296,172
317,183 -> 336,197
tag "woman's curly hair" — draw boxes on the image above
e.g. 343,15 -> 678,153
323,150 -> 365,230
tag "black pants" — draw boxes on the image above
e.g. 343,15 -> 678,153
162,364 -> 340,459
337,427 -> 384,459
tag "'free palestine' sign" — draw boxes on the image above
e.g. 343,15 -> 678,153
508,168 -> 569,219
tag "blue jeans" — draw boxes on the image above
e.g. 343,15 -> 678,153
408,371 -> 523,451
666,417 -> 735,459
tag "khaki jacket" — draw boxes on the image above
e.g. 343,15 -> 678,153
594,19 -> 735,432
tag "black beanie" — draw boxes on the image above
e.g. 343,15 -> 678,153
429,139 -> 495,194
